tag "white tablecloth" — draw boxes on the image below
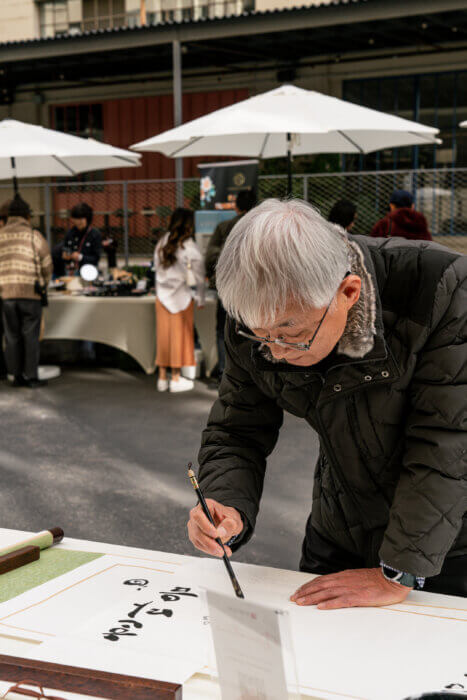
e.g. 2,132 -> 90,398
43,294 -> 217,375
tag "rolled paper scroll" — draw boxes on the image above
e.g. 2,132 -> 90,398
0,528 -> 64,558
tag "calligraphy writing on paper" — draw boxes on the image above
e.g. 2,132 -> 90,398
103,584 -> 198,642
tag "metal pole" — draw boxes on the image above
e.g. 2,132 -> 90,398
123,181 -> 129,266
173,39 -> 183,208
286,132 -> 292,197
303,174 -> 308,203
44,183 -> 52,247
11,157 -> 18,195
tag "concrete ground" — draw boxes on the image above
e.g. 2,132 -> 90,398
0,369 -> 319,571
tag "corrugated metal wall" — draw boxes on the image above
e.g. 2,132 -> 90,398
50,88 -> 249,244
103,88 -> 249,179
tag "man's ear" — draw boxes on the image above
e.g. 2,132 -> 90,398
339,274 -> 361,310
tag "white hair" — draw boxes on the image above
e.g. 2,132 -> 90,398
216,198 -> 350,329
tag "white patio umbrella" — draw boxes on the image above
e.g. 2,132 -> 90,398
131,85 -> 440,194
0,119 -> 141,192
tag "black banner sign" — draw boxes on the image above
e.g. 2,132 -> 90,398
199,160 -> 258,210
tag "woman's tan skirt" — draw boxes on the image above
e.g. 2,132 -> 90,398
155,298 -> 195,369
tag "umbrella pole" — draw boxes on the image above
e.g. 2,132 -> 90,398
286,133 -> 292,197
11,157 -> 18,195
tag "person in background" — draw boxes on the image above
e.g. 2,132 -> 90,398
62,202 -> 101,273
102,230 -> 118,270
328,199 -> 357,232
154,208 -> 205,393
371,189 -> 432,241
52,241 -> 66,279
0,194 -> 52,388
0,200 -> 11,379
205,189 -> 257,385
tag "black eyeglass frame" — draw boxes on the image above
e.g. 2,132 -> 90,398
235,272 -> 351,352
236,300 -> 331,351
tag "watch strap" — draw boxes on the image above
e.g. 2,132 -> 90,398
380,562 -> 424,589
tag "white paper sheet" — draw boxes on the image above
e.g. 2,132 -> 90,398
183,558 -> 467,700
0,555 -> 205,684
1,553 -> 466,700
206,589 -> 294,700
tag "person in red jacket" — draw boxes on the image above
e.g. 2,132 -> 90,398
370,189 -> 432,241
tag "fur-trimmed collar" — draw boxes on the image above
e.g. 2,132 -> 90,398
336,238 -> 376,359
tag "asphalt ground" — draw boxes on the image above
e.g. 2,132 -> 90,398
0,369 -> 319,570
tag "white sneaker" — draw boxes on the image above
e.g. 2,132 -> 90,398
169,376 -> 194,393
157,378 -> 169,392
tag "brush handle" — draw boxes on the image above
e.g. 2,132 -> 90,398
194,483 -> 244,598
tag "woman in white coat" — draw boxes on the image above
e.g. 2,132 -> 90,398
154,208 -> 205,392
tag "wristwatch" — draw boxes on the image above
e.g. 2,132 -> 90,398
381,562 -> 425,589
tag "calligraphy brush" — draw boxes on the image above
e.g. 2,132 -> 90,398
187,463 -> 245,599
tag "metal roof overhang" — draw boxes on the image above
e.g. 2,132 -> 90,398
0,0 -> 466,91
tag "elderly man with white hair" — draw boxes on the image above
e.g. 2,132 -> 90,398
188,198 -> 467,606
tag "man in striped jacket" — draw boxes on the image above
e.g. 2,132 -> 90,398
0,194 -> 52,387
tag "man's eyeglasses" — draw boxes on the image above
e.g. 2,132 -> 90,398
236,299 -> 331,352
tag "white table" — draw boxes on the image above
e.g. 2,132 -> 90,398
43,294 -> 217,376
0,528 -> 465,700
0,529 -> 219,700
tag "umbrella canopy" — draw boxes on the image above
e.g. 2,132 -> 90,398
131,85 -> 440,159
460,121 -> 467,127
0,119 -> 141,180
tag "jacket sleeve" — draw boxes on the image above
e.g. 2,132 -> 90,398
205,223 -> 225,287
198,323 -> 284,548
34,231 -> 53,285
188,240 -> 206,308
421,214 -> 433,241
379,257 -> 467,577
370,220 -> 386,238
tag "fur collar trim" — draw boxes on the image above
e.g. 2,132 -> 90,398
336,237 -> 376,359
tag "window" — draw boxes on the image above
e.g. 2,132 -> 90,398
52,103 -> 105,190
38,0 -> 69,38
82,0 -> 126,31
343,70 -> 467,171
37,0 -> 254,36
37,0 -> 127,37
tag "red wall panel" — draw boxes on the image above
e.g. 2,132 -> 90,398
102,88 -> 249,180
50,88 -> 249,240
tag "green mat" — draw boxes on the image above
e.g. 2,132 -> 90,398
0,549 -> 103,603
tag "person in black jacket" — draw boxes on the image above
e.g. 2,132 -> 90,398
205,189 -> 257,383
63,203 -> 101,274
188,198 -> 467,605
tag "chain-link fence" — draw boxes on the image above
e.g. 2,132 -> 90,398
258,168 -> 467,255
1,167 -> 466,261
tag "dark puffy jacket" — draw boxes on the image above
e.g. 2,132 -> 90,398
63,226 -> 102,268
371,208 -> 432,241
198,236 -> 467,578
205,215 -> 242,289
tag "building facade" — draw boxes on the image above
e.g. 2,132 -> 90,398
0,0 -> 466,247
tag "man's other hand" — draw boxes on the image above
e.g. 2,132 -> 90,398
290,568 -> 412,609
187,499 -> 243,558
